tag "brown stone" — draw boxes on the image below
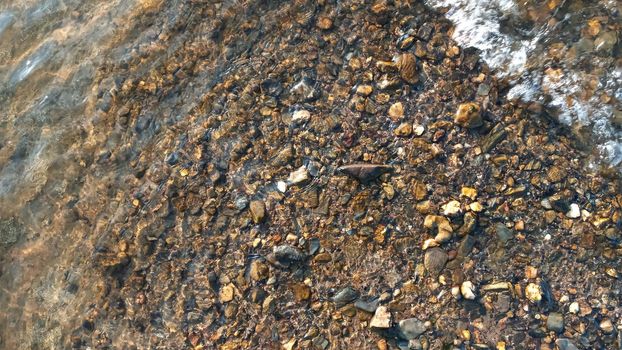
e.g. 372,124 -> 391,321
455,102 -> 483,128
291,283 -> 311,302
397,53 -> 418,84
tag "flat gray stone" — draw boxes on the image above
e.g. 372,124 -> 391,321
398,318 -> 427,340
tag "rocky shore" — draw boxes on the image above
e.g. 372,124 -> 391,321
1,0 -> 621,349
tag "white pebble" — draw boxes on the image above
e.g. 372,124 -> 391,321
288,166 -> 309,185
566,203 -> 581,218
460,281 -> 477,300
292,109 -> 311,124
544,234 -> 551,241
569,302 -> 579,314
442,200 -> 462,216
277,181 -> 288,192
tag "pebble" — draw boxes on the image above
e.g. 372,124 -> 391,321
397,318 -> 427,339
566,203 -> 580,219
354,298 -> 379,313
292,109 -> 311,124
441,200 -> 462,216
495,224 -> 513,243
460,281 -> 477,300
273,245 -> 306,263
388,102 -> 404,120
249,200 -> 266,224
460,187 -> 478,200
454,102 -> 483,128
546,312 -> 564,333
291,283 -> 311,302
220,283 -> 235,302
568,301 -> 579,314
316,16 -> 333,30
481,282 -> 512,292
288,166 -> 310,185
525,283 -> 542,303
555,339 -> 579,350
394,122 -> 413,137
332,287 -> 359,307
234,196 -> 249,210
337,163 -> 393,182
277,181 -> 288,192
424,215 -> 453,243
397,53 -> 418,84
599,318 -> 614,334
356,85 -> 373,96
369,306 -> 392,328
424,248 -> 448,276
249,260 -> 269,281
413,124 -> 425,136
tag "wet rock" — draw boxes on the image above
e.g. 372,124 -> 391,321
546,313 -> 564,333
288,165 -> 310,185
356,85 -> 373,96
525,283 -> 542,303
495,224 -> 513,243
481,125 -> 507,153
249,200 -> 266,224
566,203 -> 580,218
458,212 -> 477,236
337,163 -> 393,182
249,260 -> 269,282
290,77 -> 320,102
369,306 -> 392,329
291,283 -> 311,302
454,103 -> 482,128
594,31 -> 617,54
457,235 -> 475,258
548,192 -> 571,213
441,200 -> 462,216
220,283 -> 235,302
270,245 -> 306,267
397,53 -> 418,84
389,102 -> 404,120
547,166 -> 567,183
600,319 -> 614,334
394,122 -> 413,137
311,335 -> 329,350
460,281 -> 477,300
424,215 -> 453,243
556,338 -> 579,350
292,109 -> 311,124
332,287 -> 359,307
354,298 -> 379,313
424,248 -> 448,276
260,79 -> 283,97
316,16 -> 333,30
397,318 -> 427,339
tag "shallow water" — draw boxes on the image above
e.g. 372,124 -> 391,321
0,0 -> 620,348
426,0 -> 622,166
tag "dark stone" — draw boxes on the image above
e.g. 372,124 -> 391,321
424,248 -> 448,276
495,224 -> 514,243
397,318 -> 427,340
546,312 -> 564,333
337,163 -> 393,183
272,245 -> 306,263
331,287 -> 359,307
556,338 -> 579,350
354,298 -> 379,313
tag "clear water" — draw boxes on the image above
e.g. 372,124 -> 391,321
0,0 -> 619,348
426,0 -> 622,166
